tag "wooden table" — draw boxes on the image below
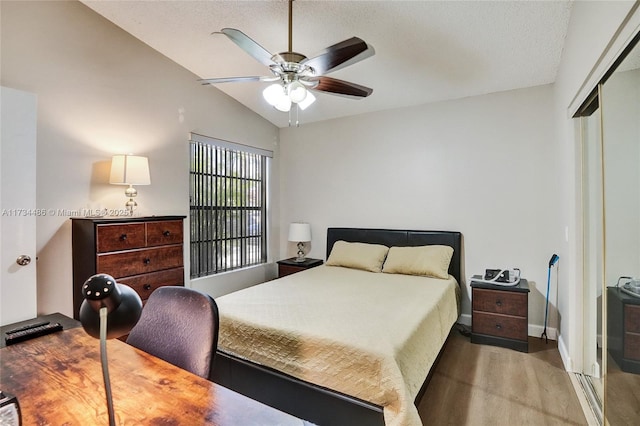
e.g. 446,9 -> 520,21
0,322 -> 309,425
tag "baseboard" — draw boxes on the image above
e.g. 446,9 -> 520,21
528,323 -> 557,340
558,334 -> 574,372
458,313 -> 471,326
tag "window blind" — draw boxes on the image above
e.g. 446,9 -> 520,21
189,133 -> 270,277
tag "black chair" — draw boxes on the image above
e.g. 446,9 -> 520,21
126,286 -> 219,380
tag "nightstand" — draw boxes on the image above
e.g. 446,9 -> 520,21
607,286 -> 640,374
277,258 -> 323,278
471,277 -> 530,352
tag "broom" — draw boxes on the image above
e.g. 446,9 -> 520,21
541,254 -> 559,343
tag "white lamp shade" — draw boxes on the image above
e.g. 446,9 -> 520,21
274,96 -> 292,112
109,155 -> 151,185
263,83 -> 291,111
288,81 -> 307,103
288,223 -> 311,242
263,83 -> 284,106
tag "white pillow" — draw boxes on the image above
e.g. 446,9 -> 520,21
382,245 -> 453,279
326,241 -> 389,273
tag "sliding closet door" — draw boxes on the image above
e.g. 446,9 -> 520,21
581,108 -> 604,422
600,39 -> 640,426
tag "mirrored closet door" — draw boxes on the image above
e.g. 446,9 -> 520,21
580,107 -> 604,424
600,37 -> 640,426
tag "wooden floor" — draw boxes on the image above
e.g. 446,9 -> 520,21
418,328 -> 588,425
606,353 -> 640,425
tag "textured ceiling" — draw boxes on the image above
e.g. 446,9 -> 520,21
81,0 -> 573,128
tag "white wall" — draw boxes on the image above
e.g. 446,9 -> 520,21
0,0 -> 280,316
279,84 -> 560,332
552,0 -> 638,372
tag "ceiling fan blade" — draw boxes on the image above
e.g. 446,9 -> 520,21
320,45 -> 375,75
302,37 -> 372,75
199,76 -> 277,85
216,28 -> 275,67
309,76 -> 373,98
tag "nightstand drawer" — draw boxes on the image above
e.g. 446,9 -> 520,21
277,258 -> 323,278
624,332 -> 640,360
96,223 -> 146,253
279,264 -> 306,277
473,288 -> 527,317
146,220 -> 183,247
625,304 -> 640,333
473,311 -> 528,341
117,268 -> 184,301
97,245 -> 184,278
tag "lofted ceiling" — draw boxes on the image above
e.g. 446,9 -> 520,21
81,0 -> 573,128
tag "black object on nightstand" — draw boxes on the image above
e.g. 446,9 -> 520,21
471,277 -> 530,352
277,258 -> 323,278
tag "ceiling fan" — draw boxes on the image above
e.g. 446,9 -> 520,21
201,0 -> 375,116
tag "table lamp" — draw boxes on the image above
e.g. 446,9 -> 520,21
79,274 -> 143,426
109,154 -> 151,215
288,222 -> 311,262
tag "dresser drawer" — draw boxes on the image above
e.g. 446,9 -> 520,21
472,288 -> 527,317
147,220 -> 183,247
625,304 -> 640,333
96,223 -> 146,253
97,245 -> 184,278
117,268 -> 184,301
472,311 -> 528,341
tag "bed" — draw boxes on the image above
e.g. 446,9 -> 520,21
212,228 -> 463,426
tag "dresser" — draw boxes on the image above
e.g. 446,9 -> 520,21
607,287 -> 640,374
71,216 -> 186,320
471,278 -> 530,352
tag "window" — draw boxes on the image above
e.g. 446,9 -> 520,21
189,133 -> 271,278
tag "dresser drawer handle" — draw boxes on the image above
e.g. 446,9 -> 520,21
495,324 -> 502,330
143,258 -> 151,265
495,300 -> 502,307
120,234 -> 127,241
143,284 -> 152,291
163,230 -> 171,237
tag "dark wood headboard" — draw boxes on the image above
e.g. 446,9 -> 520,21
326,227 -> 463,285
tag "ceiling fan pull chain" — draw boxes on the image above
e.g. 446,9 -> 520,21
288,104 -> 300,128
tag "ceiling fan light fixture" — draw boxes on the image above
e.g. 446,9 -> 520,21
288,81 -> 307,103
263,83 -> 286,106
274,94 -> 292,112
298,90 -> 316,110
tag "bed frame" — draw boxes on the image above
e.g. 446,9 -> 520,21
211,227 -> 463,426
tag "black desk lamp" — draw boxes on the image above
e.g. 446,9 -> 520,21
79,274 -> 142,426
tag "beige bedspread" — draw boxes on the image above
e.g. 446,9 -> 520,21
216,265 -> 460,426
